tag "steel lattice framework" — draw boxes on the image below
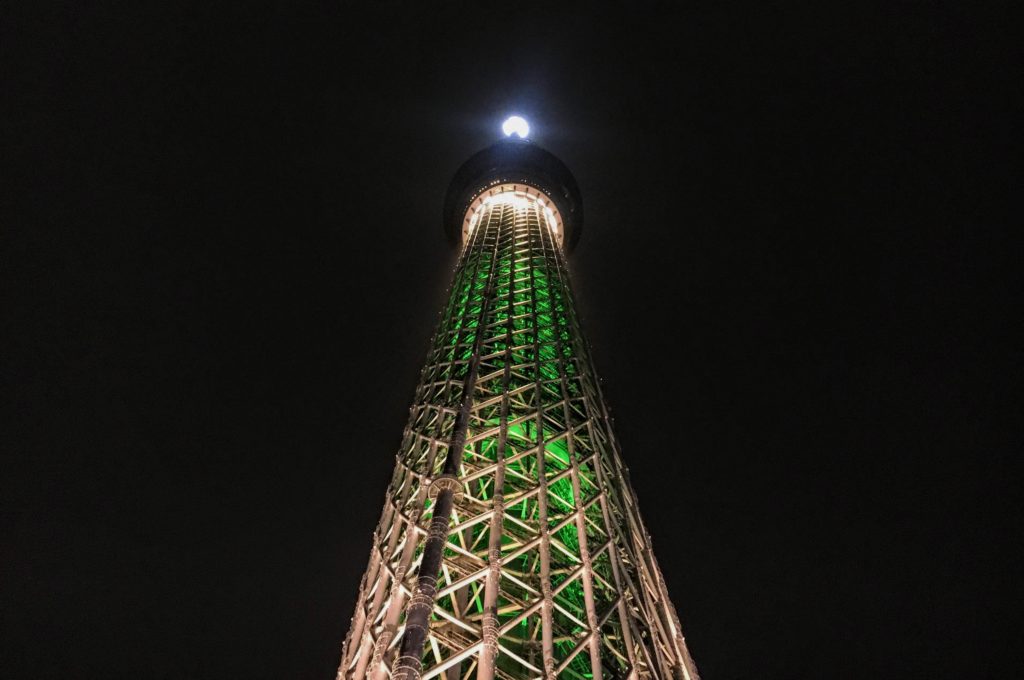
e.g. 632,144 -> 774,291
336,143 -> 698,680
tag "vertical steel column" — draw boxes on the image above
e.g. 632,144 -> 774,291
392,204 -> 504,680
346,471 -> 412,679
366,201 -> 494,680
526,207 -> 557,680
545,235 -> 643,677
476,206 -> 518,680
539,217 -> 604,680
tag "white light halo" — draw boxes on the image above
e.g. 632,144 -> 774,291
462,183 -> 564,248
501,115 -> 530,138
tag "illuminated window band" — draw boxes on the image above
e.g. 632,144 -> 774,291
461,182 -> 565,248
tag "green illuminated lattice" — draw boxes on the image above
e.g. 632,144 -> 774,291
337,191 -> 698,680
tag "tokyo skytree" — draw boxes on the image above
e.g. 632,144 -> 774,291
336,118 -> 699,680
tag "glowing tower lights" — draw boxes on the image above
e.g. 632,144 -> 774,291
335,123 -> 699,680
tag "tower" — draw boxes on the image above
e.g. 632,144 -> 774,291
337,126 -> 698,680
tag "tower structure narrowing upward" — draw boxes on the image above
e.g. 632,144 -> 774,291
337,132 -> 698,680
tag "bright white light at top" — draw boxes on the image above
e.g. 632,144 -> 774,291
502,116 -> 530,138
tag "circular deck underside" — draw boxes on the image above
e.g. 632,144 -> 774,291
443,139 -> 584,252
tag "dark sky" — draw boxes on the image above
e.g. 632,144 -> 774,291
4,2 -> 1019,679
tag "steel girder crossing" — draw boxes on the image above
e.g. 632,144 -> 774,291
337,191 -> 698,680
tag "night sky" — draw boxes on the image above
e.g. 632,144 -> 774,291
4,3 -> 1019,679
